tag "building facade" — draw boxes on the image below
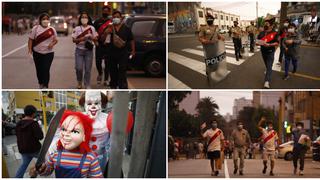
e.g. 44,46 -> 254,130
253,91 -> 283,110
232,97 -> 252,119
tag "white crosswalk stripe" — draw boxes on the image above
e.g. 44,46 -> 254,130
168,74 -> 191,89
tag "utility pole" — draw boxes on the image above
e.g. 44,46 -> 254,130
278,95 -> 285,144
280,2 -> 288,28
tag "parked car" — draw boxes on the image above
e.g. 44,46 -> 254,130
49,16 -> 68,36
278,140 -> 312,161
312,136 -> 320,161
125,15 -> 166,77
168,21 -> 176,34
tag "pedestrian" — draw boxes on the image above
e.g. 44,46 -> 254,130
93,5 -> 112,86
256,14 -> 279,89
292,122 -> 311,176
108,11 -> 135,89
230,121 -> 251,175
28,13 -> 58,89
308,6 -> 320,42
29,111 -> 103,178
200,120 -> 224,176
247,21 -> 258,53
277,19 -> 289,66
72,12 -> 98,89
231,21 -> 243,61
282,23 -> 301,80
198,142 -> 205,159
17,18 -> 24,35
257,117 -> 279,176
15,105 -> 44,178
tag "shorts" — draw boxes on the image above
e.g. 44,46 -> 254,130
263,149 -> 276,161
207,150 -> 221,159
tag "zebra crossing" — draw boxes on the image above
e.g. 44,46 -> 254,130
168,40 -> 261,89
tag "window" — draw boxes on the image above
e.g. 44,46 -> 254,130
215,14 -> 218,19
226,16 -> 228,21
131,20 -> 156,37
231,17 -> 233,21
221,15 -> 223,20
236,18 -> 238,21
198,11 -> 204,18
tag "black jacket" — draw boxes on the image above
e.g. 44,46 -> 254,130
15,118 -> 44,154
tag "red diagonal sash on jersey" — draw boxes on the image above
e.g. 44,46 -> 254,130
208,130 -> 222,146
77,28 -> 92,39
98,19 -> 112,35
261,32 -> 278,43
33,28 -> 55,47
263,130 -> 276,144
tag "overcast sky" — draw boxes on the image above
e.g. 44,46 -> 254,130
202,1 -> 281,20
200,91 -> 253,115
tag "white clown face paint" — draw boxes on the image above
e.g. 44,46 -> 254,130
85,91 -> 102,119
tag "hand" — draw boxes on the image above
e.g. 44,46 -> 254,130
285,39 -> 293,44
130,51 -> 136,58
200,122 -> 206,130
263,43 -> 270,47
29,166 -> 38,178
48,43 -> 54,49
85,33 -> 93,40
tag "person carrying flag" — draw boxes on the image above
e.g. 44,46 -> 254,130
201,119 -> 225,176
257,117 -> 280,176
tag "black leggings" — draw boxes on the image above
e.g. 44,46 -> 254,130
33,51 -> 54,88
109,53 -> 129,89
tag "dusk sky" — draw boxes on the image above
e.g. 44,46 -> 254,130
202,1 -> 281,20
200,91 -> 253,115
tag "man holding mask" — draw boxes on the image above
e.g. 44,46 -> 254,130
230,121 -> 251,175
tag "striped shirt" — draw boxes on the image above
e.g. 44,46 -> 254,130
45,150 -> 103,178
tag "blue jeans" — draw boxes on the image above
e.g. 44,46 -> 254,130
284,55 -> 298,77
75,48 -> 93,87
261,50 -> 275,82
15,152 -> 39,178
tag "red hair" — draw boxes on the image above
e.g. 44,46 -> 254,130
57,110 -> 94,154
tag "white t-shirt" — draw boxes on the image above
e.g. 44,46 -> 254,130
203,128 -> 224,152
262,129 -> 278,151
29,25 -> 57,54
72,25 -> 98,50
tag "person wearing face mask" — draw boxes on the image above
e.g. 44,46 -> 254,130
257,117 -> 280,176
108,11 -> 135,89
231,21 -> 243,61
256,14 -> 279,89
72,12 -> 98,89
201,120 -> 225,176
246,21 -> 258,53
277,19 -> 290,66
292,122 -> 310,176
282,23 -> 301,81
230,121 -> 251,175
93,5 -> 112,87
28,13 -> 58,89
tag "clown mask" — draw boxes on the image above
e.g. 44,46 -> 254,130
59,115 -> 85,150
85,91 -> 102,119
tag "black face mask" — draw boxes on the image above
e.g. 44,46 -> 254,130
264,25 -> 269,30
207,20 -> 214,25
102,13 -> 109,18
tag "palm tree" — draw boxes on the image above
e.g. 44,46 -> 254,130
196,97 -> 219,125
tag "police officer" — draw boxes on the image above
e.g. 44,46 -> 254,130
231,21 -> 242,61
256,14 -> 279,89
230,121 -> 251,175
198,14 -> 224,46
247,21 -> 257,53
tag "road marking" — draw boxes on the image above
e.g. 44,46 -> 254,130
224,159 -> 230,178
282,71 -> 320,81
2,43 -> 27,58
168,52 -> 206,76
168,74 -> 191,89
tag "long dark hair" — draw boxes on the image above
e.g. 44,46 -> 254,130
78,11 -> 93,26
39,13 -> 50,22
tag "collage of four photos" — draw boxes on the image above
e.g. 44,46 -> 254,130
1,0 -> 320,179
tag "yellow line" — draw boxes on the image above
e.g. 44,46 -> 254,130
280,71 -> 320,81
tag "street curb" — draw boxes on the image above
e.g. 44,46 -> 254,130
301,43 -> 320,48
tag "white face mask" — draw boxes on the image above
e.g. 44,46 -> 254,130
288,28 -> 295,33
41,20 -> 49,27
81,18 -> 88,25
113,18 -> 121,25
297,126 -> 302,130
284,23 -> 289,27
85,92 -> 102,119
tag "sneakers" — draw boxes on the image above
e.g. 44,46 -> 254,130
270,171 -> 274,176
97,75 -> 102,84
215,171 -> 219,176
239,170 -> 243,175
264,81 -> 270,89
103,81 -> 109,87
239,55 -> 243,59
233,168 -> 238,174
293,168 -> 297,175
299,170 -> 304,176
262,166 -> 267,174
283,76 -> 289,81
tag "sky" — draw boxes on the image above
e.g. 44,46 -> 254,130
202,1 -> 281,20
200,91 -> 253,116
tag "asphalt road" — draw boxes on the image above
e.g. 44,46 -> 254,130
168,33 -> 320,89
2,33 -> 165,89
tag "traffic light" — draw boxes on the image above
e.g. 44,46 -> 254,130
284,120 -> 288,128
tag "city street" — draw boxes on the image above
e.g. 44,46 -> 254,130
2,34 -> 165,89
169,158 -> 320,178
168,34 -> 320,89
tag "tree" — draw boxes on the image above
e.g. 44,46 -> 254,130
196,97 -> 219,125
168,91 -> 191,110
169,109 -> 200,137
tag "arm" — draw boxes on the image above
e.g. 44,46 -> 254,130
89,155 -> 103,178
230,130 -> 235,148
130,40 -> 136,57
220,132 -> 225,151
28,38 -> 33,54
200,122 -> 207,138
33,122 -> 44,140
48,36 -> 58,49
257,117 -> 266,132
218,34 -> 225,41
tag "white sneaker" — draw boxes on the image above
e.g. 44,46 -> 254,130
264,81 -> 270,89
299,170 -> 304,176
